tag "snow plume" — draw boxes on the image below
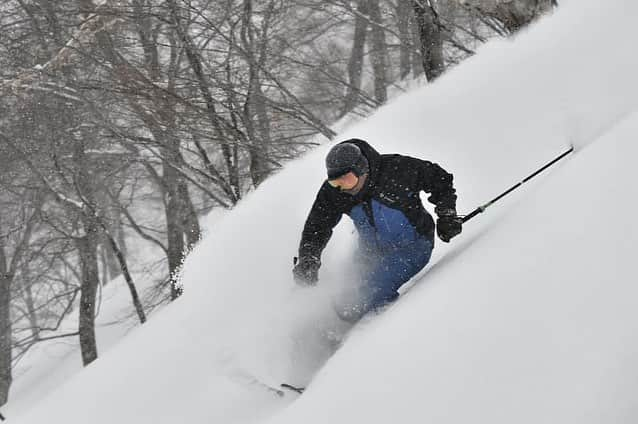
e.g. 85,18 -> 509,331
179,162 -> 357,389
547,1 -> 638,151
214,285 -> 349,388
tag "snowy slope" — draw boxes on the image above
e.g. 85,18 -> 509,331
10,0 -> 638,423
269,113 -> 638,423
7,240 -> 169,417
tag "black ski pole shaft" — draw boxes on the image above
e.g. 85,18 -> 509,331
462,146 -> 574,224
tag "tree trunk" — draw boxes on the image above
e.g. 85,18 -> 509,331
410,9 -> 424,77
341,0 -> 369,116
241,0 -> 272,188
412,0 -> 445,81
162,136 -> 187,300
100,244 -> 109,286
0,252 -> 11,407
367,0 -> 388,103
103,207 -> 124,283
247,80 -> 272,188
165,196 -> 185,299
22,276 -> 40,342
76,232 -> 100,366
100,238 -> 120,285
116,215 -> 127,259
101,227 -> 146,324
105,247 -> 119,284
73,136 -> 101,366
178,180 -> 201,249
165,182 -> 185,301
396,0 -> 413,79
132,0 -> 160,80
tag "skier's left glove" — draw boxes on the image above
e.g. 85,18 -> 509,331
292,256 -> 320,286
436,208 -> 463,243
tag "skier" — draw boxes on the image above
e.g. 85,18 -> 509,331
293,139 -> 462,322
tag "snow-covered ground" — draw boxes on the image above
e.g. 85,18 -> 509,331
8,0 -> 638,422
7,245 -> 167,416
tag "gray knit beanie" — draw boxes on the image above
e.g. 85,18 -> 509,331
325,143 -> 369,179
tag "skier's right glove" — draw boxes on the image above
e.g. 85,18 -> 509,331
292,256 -> 320,286
436,208 -> 463,243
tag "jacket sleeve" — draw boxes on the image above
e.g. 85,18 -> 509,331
411,157 -> 457,215
298,184 -> 343,262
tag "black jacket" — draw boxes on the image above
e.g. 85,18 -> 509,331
298,139 -> 457,261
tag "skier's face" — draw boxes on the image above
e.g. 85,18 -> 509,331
327,171 -> 359,191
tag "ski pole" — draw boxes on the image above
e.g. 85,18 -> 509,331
461,146 -> 574,224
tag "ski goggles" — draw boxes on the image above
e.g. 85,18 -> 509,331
327,172 -> 359,191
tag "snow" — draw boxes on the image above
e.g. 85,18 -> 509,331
8,273 -> 157,416
8,0 -> 638,423
270,111 -> 638,423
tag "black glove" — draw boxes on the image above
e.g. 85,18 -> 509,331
436,208 -> 463,243
292,256 -> 320,286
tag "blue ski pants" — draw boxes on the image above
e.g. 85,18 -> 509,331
335,236 -> 434,323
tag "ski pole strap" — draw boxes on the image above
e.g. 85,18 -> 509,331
461,146 -> 574,224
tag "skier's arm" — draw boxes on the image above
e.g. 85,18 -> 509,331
412,157 -> 457,214
298,184 -> 343,264
412,157 -> 463,242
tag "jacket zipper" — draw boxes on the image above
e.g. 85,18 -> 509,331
362,199 -> 383,252
363,199 -> 375,228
